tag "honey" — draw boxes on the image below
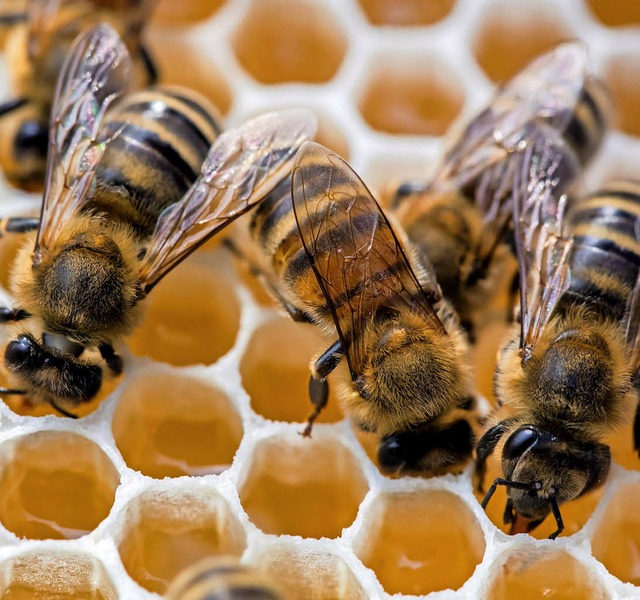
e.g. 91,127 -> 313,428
0,232 -> 22,290
129,254 -> 240,367
0,432 -> 119,540
112,371 -> 243,478
117,489 -> 246,595
585,0 -> 640,27
355,489 -> 485,595
486,549 -> 609,600
239,434 -> 368,538
240,316 -> 344,425
152,0 -> 226,26
231,0 -> 347,84
358,57 -> 464,136
604,55 -> 640,137
358,0 -> 455,26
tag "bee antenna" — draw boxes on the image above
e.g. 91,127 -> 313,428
48,399 -> 79,419
481,477 -> 535,509
0,388 -> 27,395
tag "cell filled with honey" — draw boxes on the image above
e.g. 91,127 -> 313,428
129,254 -> 240,367
112,371 -> 243,478
486,549 -> 609,600
358,55 -> 464,136
117,488 -> 246,595
0,551 -> 117,600
358,0 -> 455,26
0,227 -> 24,290
585,0 -> 640,27
238,433 -> 368,538
603,55 -> 640,137
252,543 -> 366,600
231,0 -> 347,84
0,431 -> 119,540
152,0 -> 226,26
472,1 -> 573,83
240,316 -> 344,425
353,489 -> 484,595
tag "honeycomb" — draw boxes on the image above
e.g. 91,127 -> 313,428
0,0 -> 639,598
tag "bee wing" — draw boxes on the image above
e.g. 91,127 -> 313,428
33,23 -> 132,255
291,142 -> 446,379
624,219 -> 640,379
137,109 -> 317,294
513,128 -> 579,357
433,42 -> 587,191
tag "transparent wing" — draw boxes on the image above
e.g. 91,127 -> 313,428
625,217 -> 640,379
432,42 -> 587,192
513,127 -> 580,360
291,142 -> 445,378
137,109 -> 317,294
33,22 -> 132,256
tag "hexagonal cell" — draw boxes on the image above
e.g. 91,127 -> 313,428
603,54 -> 640,137
585,0 -> 640,27
354,489 -> 484,595
0,550 -> 117,599
232,0 -> 347,84
472,2 -> 573,83
358,0 -> 455,26
0,229 -> 26,290
486,549 -> 609,600
606,421 -> 637,471
591,481 -> 640,585
358,54 -> 464,136
240,316 -> 344,425
147,30 -> 232,115
112,371 -> 243,478
129,254 -> 240,366
117,488 -> 246,595
315,114 -> 350,161
152,0 -> 226,26
252,544 -> 366,600
239,433 -> 368,538
0,431 -> 119,540
474,446 -> 602,539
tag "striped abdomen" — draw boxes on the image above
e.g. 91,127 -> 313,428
89,86 -> 222,238
558,180 -> 640,323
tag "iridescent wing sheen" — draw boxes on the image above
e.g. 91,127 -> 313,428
432,42 -> 587,192
33,22 -> 132,256
137,109 -> 317,294
512,126 -> 579,360
291,141 -> 445,379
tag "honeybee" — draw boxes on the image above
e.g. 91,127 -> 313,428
166,558 -> 284,600
475,128 -> 640,539
391,42 -> 610,336
0,23 -> 317,417
0,0 -> 158,190
232,141 -> 475,475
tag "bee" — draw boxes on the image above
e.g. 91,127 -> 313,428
0,23 -> 317,417
166,558 -> 284,600
475,128 -> 640,539
232,141 -> 475,476
0,0 -> 158,190
391,42 -> 610,336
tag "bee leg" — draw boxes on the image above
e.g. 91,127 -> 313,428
0,217 -> 40,238
138,44 -> 159,85
0,97 -> 28,118
302,339 -> 343,437
475,419 -> 516,492
0,307 -> 30,322
548,497 -> 564,540
0,388 -> 27,395
99,344 -> 123,376
48,398 -> 79,419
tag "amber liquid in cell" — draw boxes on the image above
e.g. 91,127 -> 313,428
604,59 -> 640,137
358,0 -> 455,26
0,233 -> 23,290
2,585 -> 110,599
358,491 -> 484,595
152,0 -> 225,25
585,0 -> 640,27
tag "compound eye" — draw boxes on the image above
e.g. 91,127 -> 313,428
503,426 -> 539,460
378,435 -> 406,472
14,120 -> 48,159
4,335 -> 35,367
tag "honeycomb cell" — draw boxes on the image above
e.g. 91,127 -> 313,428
0,226 -> 25,290
147,31 -> 232,114
591,481 -> 640,585
585,0 -> 640,27
486,549 -> 609,600
358,56 -> 464,136
0,431 -> 119,540
0,551 -> 117,599
472,2 -> 573,83
358,0 -> 455,26
240,316 -> 344,425
253,544 -> 366,600
603,55 -> 640,137
354,489 -> 485,595
112,371 -> 243,478
152,0 -> 226,26
239,433 -> 368,538
315,114 -> 350,161
606,420 -> 638,471
475,448 -> 602,539
232,0 -> 347,84
129,254 -> 240,367
117,488 -> 246,595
